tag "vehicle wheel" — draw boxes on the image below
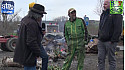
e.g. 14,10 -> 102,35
0,43 -> 9,51
6,38 -> 17,52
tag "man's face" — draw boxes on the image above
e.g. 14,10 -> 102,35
37,14 -> 44,23
69,10 -> 76,20
103,1 -> 110,11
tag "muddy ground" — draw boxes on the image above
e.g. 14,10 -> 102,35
0,49 -> 123,70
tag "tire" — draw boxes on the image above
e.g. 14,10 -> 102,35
6,38 -> 17,52
0,43 -> 9,51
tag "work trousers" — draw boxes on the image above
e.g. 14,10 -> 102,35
98,40 -> 117,70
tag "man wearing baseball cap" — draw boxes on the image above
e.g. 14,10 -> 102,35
14,4 -> 48,70
62,8 -> 88,70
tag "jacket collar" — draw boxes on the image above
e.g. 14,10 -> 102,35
69,17 -> 76,22
102,9 -> 110,15
31,16 -> 42,28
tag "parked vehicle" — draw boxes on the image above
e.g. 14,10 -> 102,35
0,35 -> 17,52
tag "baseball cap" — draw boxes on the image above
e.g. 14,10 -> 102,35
68,8 -> 76,14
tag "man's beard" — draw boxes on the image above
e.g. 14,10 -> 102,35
72,16 -> 76,20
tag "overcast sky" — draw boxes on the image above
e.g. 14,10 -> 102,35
12,0 -> 100,21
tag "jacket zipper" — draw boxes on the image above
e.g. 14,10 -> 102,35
75,23 -> 78,49
71,24 -> 73,48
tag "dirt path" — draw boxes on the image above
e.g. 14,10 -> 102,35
0,50 -> 123,70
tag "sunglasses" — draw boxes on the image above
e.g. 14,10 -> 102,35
41,14 -> 44,17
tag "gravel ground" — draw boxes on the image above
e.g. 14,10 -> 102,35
0,49 -> 123,70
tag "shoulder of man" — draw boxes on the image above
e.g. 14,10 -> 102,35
77,17 -> 83,20
77,17 -> 86,23
64,20 -> 69,26
110,14 -> 122,17
77,17 -> 85,22
110,14 -> 123,21
21,16 -> 37,26
65,19 -> 69,22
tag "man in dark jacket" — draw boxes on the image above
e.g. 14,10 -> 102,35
13,4 -> 48,70
98,0 -> 123,70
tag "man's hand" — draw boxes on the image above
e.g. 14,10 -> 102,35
109,41 -> 114,44
84,41 -> 88,45
42,31 -> 46,35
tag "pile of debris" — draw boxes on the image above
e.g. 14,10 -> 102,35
86,38 -> 98,54
1,57 -> 61,70
1,34 -> 67,69
1,56 -> 22,67
42,34 -> 68,62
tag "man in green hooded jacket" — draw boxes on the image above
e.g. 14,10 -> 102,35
62,8 -> 88,70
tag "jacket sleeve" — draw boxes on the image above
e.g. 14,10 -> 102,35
111,14 -> 123,42
98,13 -> 103,37
64,23 -> 69,43
81,18 -> 88,42
26,22 -> 41,57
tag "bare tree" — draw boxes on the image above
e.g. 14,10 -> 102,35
0,10 -> 22,35
94,0 -> 104,16
53,16 -> 68,32
53,16 -> 68,22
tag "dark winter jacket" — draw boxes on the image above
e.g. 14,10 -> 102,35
98,9 -> 123,43
13,16 -> 43,66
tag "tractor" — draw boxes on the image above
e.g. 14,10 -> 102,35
0,35 -> 17,52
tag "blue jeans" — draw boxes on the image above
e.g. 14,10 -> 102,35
24,44 -> 48,70
24,66 -> 36,70
40,44 -> 48,70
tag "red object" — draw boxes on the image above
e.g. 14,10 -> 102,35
0,35 -> 18,43
118,1 -> 122,6
61,49 -> 63,52
0,38 -> 9,43
49,23 -> 52,25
